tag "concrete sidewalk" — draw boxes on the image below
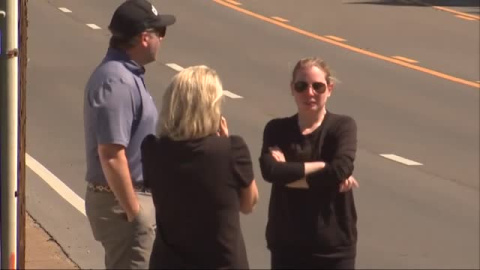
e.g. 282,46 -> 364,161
25,213 -> 79,269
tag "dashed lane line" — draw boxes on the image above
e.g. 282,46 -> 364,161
399,0 -> 479,21
86,24 -> 101,30
455,15 -> 477,21
380,154 -> 423,166
223,90 -> 243,99
225,0 -> 242,6
165,63 -> 185,72
325,35 -> 346,42
392,56 -> 419,64
58,7 -> 72,13
165,63 -> 244,99
26,149 -> 421,219
433,5 -> 480,20
271,16 -> 289,23
213,0 -> 479,89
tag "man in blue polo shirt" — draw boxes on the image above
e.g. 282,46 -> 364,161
83,0 -> 175,268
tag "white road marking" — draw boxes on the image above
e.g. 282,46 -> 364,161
223,90 -> 243,99
165,63 -> 243,99
86,24 -> 101,30
165,63 -> 184,72
26,153 -> 86,216
58,7 -> 72,13
380,154 -> 423,166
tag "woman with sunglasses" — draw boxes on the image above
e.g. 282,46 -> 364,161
259,57 -> 359,269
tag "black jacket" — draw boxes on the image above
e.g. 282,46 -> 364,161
259,112 -> 358,257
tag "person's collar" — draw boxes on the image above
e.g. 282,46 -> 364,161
106,47 -> 146,76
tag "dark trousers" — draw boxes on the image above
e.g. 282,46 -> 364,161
271,250 -> 355,269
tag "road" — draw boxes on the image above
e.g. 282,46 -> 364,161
26,0 -> 479,269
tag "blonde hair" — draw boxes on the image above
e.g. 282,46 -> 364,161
291,57 -> 335,85
158,65 -> 223,141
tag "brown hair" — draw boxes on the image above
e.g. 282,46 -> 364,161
291,57 -> 333,85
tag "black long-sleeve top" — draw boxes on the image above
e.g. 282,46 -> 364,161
259,112 -> 358,258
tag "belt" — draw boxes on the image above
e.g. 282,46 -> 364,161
87,182 -> 150,193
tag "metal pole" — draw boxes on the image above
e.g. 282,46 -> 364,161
0,0 -> 19,267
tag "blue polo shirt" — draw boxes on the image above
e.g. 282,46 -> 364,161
84,48 -> 158,185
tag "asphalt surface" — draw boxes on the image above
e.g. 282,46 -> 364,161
26,0 -> 479,269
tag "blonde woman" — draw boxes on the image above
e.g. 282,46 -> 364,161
259,57 -> 359,269
141,65 -> 258,269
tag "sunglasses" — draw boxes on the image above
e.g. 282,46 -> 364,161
157,27 -> 167,38
293,81 -> 327,94
147,27 -> 167,38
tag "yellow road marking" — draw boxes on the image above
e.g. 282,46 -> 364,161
224,0 -> 241,6
455,15 -> 477,21
325,35 -> 346,42
213,0 -> 479,89
433,6 -> 480,20
392,56 -> 419,64
271,16 -> 289,23
402,0 -> 479,20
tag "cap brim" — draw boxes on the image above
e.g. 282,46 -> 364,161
152,14 -> 176,27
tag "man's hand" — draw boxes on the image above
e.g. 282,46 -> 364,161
339,175 -> 359,192
126,202 -> 140,222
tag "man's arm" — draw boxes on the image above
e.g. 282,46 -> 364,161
98,144 -> 139,222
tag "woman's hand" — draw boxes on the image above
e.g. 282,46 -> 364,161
216,116 -> 229,137
339,175 -> 359,192
269,146 -> 286,162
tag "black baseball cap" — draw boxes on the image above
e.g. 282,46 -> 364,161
109,0 -> 176,39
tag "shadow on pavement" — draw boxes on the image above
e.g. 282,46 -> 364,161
348,0 -> 479,7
